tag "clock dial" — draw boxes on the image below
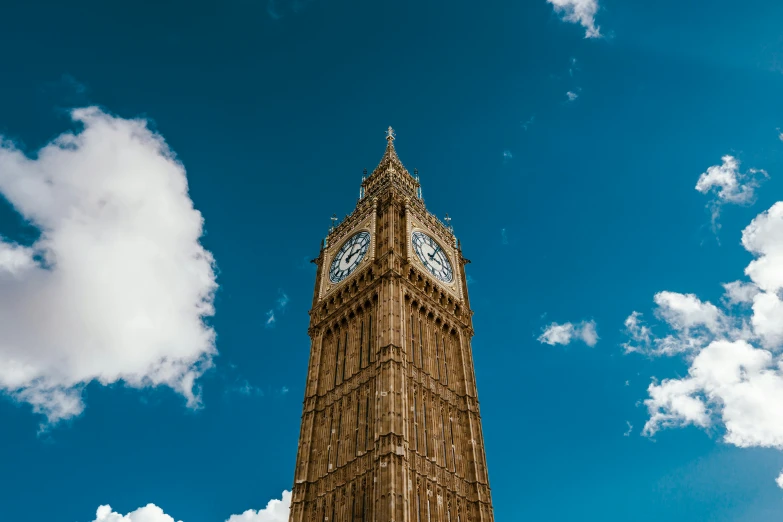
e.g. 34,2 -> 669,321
411,231 -> 454,283
329,231 -> 371,283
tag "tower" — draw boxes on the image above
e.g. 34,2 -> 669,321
289,128 -> 493,522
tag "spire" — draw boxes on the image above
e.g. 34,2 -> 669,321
370,125 -> 410,177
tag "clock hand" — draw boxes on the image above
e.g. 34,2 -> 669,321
428,246 -> 441,259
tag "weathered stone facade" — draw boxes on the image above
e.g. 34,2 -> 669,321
288,130 -> 493,522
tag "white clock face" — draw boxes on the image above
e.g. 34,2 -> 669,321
329,231 -> 371,283
412,231 -> 454,283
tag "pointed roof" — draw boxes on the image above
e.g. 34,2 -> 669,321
370,126 -> 411,177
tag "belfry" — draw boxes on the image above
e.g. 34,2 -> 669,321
288,129 -> 494,521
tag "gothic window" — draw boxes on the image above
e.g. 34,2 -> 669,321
365,395 -> 370,451
368,313 -> 374,363
342,330 -> 349,381
423,394 -> 429,457
442,334 -> 449,385
413,387 -> 418,451
418,318 -> 424,369
355,397 -> 361,456
359,320 -> 364,369
449,416 -> 456,473
334,334 -> 341,388
410,314 -> 416,366
327,407 -> 334,472
335,402 -> 343,467
441,409 -> 447,468
434,330 -> 441,380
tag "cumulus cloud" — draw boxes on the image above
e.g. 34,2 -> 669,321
0,107 -> 218,424
625,196 -> 783,487
777,471 -> 783,489
538,320 -> 598,347
88,491 -> 290,522
565,90 -> 579,102
721,281 -> 759,306
695,155 -> 768,232
547,0 -> 601,38
92,503 -> 181,522
225,490 -> 291,521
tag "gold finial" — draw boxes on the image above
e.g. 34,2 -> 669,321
386,126 -> 395,142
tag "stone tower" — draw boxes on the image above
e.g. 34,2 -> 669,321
288,128 -> 493,522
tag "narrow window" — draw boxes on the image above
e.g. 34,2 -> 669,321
361,482 -> 367,522
327,408 -> 334,471
441,410 -> 447,466
443,335 -> 449,385
334,336 -> 340,388
368,314 -> 373,363
355,397 -> 361,456
418,319 -> 424,369
350,489 -> 356,522
335,403 -> 343,466
434,331 -> 441,380
365,396 -> 370,450
410,314 -> 416,366
416,491 -> 422,522
342,331 -> 348,380
413,387 -> 418,451
450,417 -> 456,472
427,497 -> 431,522
423,395 -> 429,456
359,320 -> 364,369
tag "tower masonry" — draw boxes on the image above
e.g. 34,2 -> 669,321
288,128 -> 494,522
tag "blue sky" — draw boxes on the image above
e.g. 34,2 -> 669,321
1,1 -> 783,521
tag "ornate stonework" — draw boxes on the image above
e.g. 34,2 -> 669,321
289,129 -> 493,522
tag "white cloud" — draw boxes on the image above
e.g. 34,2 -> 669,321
721,281 -> 759,306
695,155 -> 768,232
777,470 -> 783,489
538,320 -> 598,347
566,90 -> 579,102
643,339 -> 783,450
0,107 -> 217,424
547,0 -> 601,38
503,149 -> 513,162
653,291 -> 725,333
225,491 -> 291,522
622,293 -> 730,357
626,197 -> 783,487
92,503 -> 181,522
87,491 -> 291,522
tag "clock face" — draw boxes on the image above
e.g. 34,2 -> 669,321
329,231 -> 371,284
412,231 -> 454,283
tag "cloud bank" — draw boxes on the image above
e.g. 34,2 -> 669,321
625,200 -> 783,487
89,491 -> 291,522
0,107 -> 218,424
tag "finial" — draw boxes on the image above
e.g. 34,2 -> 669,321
386,126 -> 396,142
363,168 -> 367,178
330,213 -> 338,232
444,213 -> 453,231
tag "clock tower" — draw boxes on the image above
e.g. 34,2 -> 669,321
288,129 -> 494,522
